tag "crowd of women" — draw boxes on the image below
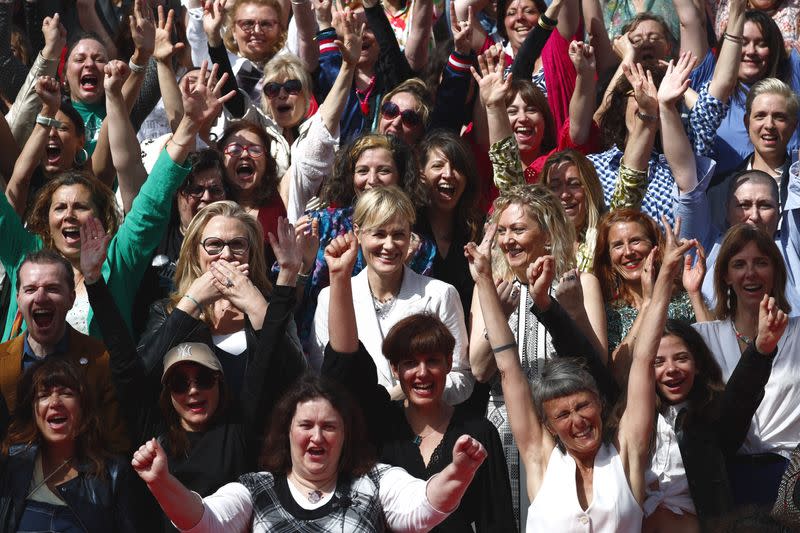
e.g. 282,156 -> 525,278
0,0 -> 796,529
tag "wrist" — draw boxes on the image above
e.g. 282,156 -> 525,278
42,46 -> 61,61
636,110 -> 659,122
130,50 -> 152,67
39,106 -> 58,118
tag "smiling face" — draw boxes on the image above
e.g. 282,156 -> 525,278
608,221 -> 654,285
378,92 -> 425,146
654,334 -> 697,404
543,390 -> 602,457
47,184 -> 98,262
724,240 -> 775,310
357,216 -> 410,279
289,398 -> 345,483
43,111 -> 84,174
423,148 -> 465,212
222,129 -> 267,197
35,384 -> 81,447
726,181 -> 779,236
18,262 -> 75,347
232,3 -> 281,61
66,38 -> 108,104
392,352 -> 452,407
747,93 -> 795,163
198,215 -> 251,273
352,148 -> 400,194
504,0 -> 539,53
739,21 -> 771,84
546,163 -> 587,232
496,203 -> 549,279
265,77 -> 307,129
358,27 -> 379,68
507,93 -> 545,158
168,362 -> 221,432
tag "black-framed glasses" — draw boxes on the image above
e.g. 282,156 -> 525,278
182,184 -> 226,199
167,367 -> 218,394
222,143 -> 266,158
264,79 -> 303,99
380,101 -> 422,127
235,18 -> 278,33
201,237 -> 250,256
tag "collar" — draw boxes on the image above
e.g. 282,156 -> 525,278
23,328 -> 70,363
746,153 -> 786,179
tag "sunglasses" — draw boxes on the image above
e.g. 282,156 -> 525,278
264,79 -> 303,99
235,18 -> 279,32
380,101 -> 422,127
167,367 -> 218,394
201,237 -> 250,256
182,184 -> 226,199
222,143 -> 266,158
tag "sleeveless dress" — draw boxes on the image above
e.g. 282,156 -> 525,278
526,442 -> 643,532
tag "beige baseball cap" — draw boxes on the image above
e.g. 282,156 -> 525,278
162,342 -> 223,382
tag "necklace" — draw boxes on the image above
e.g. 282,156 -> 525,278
732,320 -> 752,345
289,473 -> 334,505
26,457 -> 71,499
368,274 -> 402,327
307,489 -> 324,504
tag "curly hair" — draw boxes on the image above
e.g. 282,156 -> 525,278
223,0 -> 286,62
320,133 -> 426,208
26,172 -> 121,248
217,120 -> 279,206
261,374 -> 375,477
3,358 -> 109,477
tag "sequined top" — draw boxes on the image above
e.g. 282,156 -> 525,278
607,291 -> 695,352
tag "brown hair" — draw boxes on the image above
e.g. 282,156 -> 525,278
3,358 -> 108,476
17,249 -> 76,293
712,224 -> 790,319
217,120 -> 279,206
379,78 -> 432,130
505,80 -> 556,154
382,314 -> 455,367
261,374 -> 375,476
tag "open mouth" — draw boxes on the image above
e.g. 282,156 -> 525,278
307,446 -> 326,458
80,74 -> 98,92
276,103 -> 292,114
573,428 -> 592,439
46,143 -> 63,165
436,183 -> 456,201
62,227 -> 80,246
235,161 -> 256,181
46,414 -> 69,430
514,126 -> 535,145
186,399 -> 207,413
622,258 -> 642,270
663,377 -> 685,390
32,308 -> 55,328
742,283 -> 764,294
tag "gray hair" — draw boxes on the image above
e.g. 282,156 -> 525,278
532,358 -> 601,425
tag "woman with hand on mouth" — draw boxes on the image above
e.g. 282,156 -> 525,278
692,224 -> 800,507
132,373 -> 487,532
0,358 -> 136,532
319,228 -> 515,532
82,213 -> 307,532
311,186 -> 474,406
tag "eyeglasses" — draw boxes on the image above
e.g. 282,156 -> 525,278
201,236 -> 250,256
167,367 -> 218,394
629,33 -> 665,46
264,79 -> 303,99
380,101 -> 422,127
182,184 -> 226,199
235,18 -> 279,32
222,143 -> 266,158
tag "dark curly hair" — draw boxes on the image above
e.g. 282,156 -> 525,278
261,374 -> 375,477
320,133 -> 427,208
217,120 -> 279,206
599,64 -> 665,152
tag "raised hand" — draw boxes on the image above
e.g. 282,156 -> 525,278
555,267 -> 583,315
79,216 -> 111,284
314,0 -> 334,30
42,13 -> 67,60
185,270 -> 223,309
209,258 -> 266,311
569,40 -> 596,76
613,32 -> 635,62
471,45 -> 512,109
525,255 -> 555,311
682,242 -> 707,296
451,434 -> 488,473
659,215 -> 698,281
755,295 -> 788,355
203,0 -> 227,46
180,60 -> 236,128
640,246 -> 657,302
295,216 -> 320,275
268,217 -> 304,274
465,223 -> 497,281
496,279 -> 520,318
132,438 -> 169,485
154,6 -> 185,63
129,0 -> 156,59
103,60 -> 130,95
334,9 -> 364,66
35,76 -> 61,115
450,2 -> 473,56
324,231 -> 359,276
657,51 -> 695,107
623,62 -> 658,118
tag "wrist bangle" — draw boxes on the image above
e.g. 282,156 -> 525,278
128,59 -> 146,73
537,16 -> 556,30
636,110 -> 658,122
723,32 -> 744,44
296,271 -> 311,284
183,294 -> 201,311
36,115 -> 62,129
491,342 -> 517,354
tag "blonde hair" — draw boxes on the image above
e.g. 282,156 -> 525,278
379,78 -> 432,127
170,202 -> 271,322
223,0 -> 286,62
490,184 -> 576,279
353,185 -> 416,230
260,53 -> 312,117
745,78 -> 799,125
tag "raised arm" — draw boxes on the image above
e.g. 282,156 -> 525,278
424,435 -> 487,514
326,232 -> 360,354
657,52 -> 697,193
404,0 -> 434,72
673,0 -> 708,61
581,0 -> 614,74
292,0 -> 320,71
204,0 -> 246,118
76,0 -> 119,59
153,6 -> 186,132
706,0 -> 745,102
0,1 -> 31,100
453,0 -> 491,52
567,41 -> 597,146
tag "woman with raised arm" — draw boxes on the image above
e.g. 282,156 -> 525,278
131,375 -> 488,531
0,60 -> 234,342
82,214 -> 306,532
319,229 -> 515,532
466,218 -> 680,531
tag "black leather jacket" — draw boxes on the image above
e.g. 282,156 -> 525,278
0,444 -> 136,533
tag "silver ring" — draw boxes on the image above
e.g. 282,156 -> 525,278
225,277 -> 234,288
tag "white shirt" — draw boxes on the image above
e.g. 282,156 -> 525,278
644,409 -> 695,516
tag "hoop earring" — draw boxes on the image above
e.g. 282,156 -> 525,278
74,148 -> 89,166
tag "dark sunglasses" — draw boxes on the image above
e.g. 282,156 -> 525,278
264,79 -> 303,99
182,184 -> 226,199
167,367 -> 218,394
380,101 -> 422,127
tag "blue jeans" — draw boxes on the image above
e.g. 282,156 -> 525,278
17,499 -> 84,533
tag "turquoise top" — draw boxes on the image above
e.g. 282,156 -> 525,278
72,99 -> 106,156
0,148 -> 191,341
